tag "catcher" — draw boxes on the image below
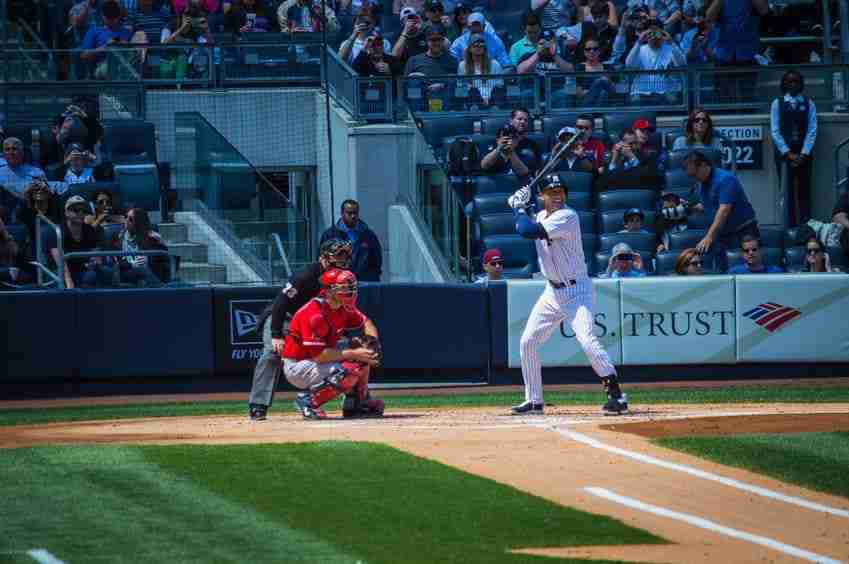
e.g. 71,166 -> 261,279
282,268 -> 385,420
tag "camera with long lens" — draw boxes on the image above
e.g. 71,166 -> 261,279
660,201 -> 691,221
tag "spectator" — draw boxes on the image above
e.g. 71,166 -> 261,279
633,117 -> 667,173
575,38 -> 615,107
352,31 -> 402,77
625,25 -> 685,105
831,190 -> 849,262
113,207 -> 170,285
475,247 -> 503,283
226,0 -> 271,33
802,237 -> 836,273
446,3 -> 471,42
173,0 -> 219,15
128,0 -> 170,43
80,0 -> 134,78
532,0 -> 578,35
627,0 -> 682,33
509,10 -> 543,67
707,0 -> 770,102
679,6 -> 717,64
550,126 -> 594,173
610,5 -> 652,64
85,189 -> 126,228
0,216 -> 28,287
338,8 -> 389,64
584,0 -> 618,59
516,29 -> 573,75
279,0 -> 339,33
457,33 -> 504,107
685,149 -> 758,273
403,22 -> 455,75
673,107 -> 722,151
50,195 -> 113,289
480,108 -> 540,178
54,144 -> 97,185
770,69 -> 817,227
319,199 -> 383,282
422,0 -> 450,28
727,234 -> 783,274
0,138 -> 47,202
449,12 -> 510,69
608,128 -> 640,171
601,242 -> 647,278
656,190 -> 688,252
160,6 -> 214,78
16,179 -> 63,247
619,208 -> 649,233
673,247 -> 704,275
60,3 -> 94,79
392,7 -> 429,68
575,114 -> 607,172
40,105 -> 104,171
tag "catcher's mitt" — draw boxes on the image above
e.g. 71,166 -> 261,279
350,335 -> 383,367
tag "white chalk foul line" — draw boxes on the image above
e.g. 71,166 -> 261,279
546,426 -> 849,519
26,549 -> 66,564
584,487 -> 842,564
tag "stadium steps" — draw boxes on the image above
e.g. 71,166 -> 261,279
159,221 -> 227,284
176,262 -> 228,284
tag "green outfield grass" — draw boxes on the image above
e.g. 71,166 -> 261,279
0,442 -> 661,564
654,432 -> 849,499
1,385 -> 848,426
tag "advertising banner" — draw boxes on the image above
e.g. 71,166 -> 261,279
620,276 -> 736,365
212,286 -> 278,375
507,280 -> 622,368
736,274 -> 849,362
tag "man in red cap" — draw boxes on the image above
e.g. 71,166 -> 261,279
631,117 -> 667,174
476,248 -> 504,283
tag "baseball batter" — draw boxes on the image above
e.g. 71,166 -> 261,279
507,174 -> 629,415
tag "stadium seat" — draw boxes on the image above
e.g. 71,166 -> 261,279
64,182 -> 121,205
759,225 -> 784,249
655,250 -> 680,275
664,169 -> 696,195
477,212 -> 515,240
595,251 -> 655,275
599,210 -> 657,234
668,229 -> 706,250
599,232 -> 656,254
569,192 -> 592,211
686,212 -> 711,229
417,116 -> 478,151
557,170 -> 593,193
101,119 -> 157,164
5,223 -> 27,244
667,148 -> 723,170
783,226 -> 810,248
541,114 -> 581,141
478,117 -> 507,136
603,111 -> 656,138
202,161 -> 254,210
483,234 -> 537,278
827,246 -> 848,270
578,210 -> 595,234
784,246 -> 805,271
471,193 -> 511,216
596,189 -> 656,212
113,164 -> 160,211
473,174 -> 519,195
582,233 -> 598,258
726,248 -> 784,271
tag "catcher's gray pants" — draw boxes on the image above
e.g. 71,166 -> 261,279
283,359 -> 342,390
248,318 -> 284,407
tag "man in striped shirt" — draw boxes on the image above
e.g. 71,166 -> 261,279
127,0 -> 170,43
507,173 -> 629,416
625,25 -> 685,105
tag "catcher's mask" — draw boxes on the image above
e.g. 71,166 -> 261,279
320,268 -> 358,311
319,238 -> 353,269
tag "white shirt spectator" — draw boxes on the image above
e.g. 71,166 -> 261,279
625,39 -> 685,96
457,59 -> 503,103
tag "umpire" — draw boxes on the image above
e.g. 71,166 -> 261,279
248,239 -> 353,421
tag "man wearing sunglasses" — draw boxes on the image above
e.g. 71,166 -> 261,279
49,195 -> 113,289
727,235 -> 783,274
475,247 -> 504,283
601,242 -> 646,278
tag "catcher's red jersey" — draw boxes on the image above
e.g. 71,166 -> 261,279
282,298 -> 365,361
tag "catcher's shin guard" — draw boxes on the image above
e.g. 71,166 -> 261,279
309,363 -> 366,409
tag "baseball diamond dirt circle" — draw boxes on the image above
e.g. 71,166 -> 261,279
2,382 -> 849,563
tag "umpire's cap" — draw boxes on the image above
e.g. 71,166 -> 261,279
540,173 -> 566,193
319,239 -> 353,268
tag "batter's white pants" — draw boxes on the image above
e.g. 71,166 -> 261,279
520,280 -> 617,404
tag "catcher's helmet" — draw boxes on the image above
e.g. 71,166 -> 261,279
540,173 -> 566,194
319,268 -> 358,310
319,238 -> 353,269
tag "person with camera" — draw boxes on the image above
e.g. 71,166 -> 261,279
352,30 -> 402,76
80,0 -> 134,78
608,128 -> 640,172
339,8 -> 390,63
225,0 -> 271,33
480,108 -> 540,178
550,126 -> 595,173
627,0 -> 682,34
684,148 -> 758,273
85,189 -> 126,229
679,7 -> 717,64
516,29 -> 573,76
17,178 -> 62,248
531,0 -> 577,35
656,190 -> 690,252
279,0 -> 339,33
161,6 -> 214,78
509,11 -> 543,67
609,5 -> 652,64
600,242 -> 646,278
625,24 -> 685,106
392,7 -> 430,68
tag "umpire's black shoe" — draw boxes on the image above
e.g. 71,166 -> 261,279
249,403 -> 268,421
602,394 -> 629,416
511,401 -> 544,415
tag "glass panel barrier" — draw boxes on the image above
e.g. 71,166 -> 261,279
174,112 -> 311,285
324,47 -> 357,116
399,73 -> 542,117
219,37 -> 323,85
545,68 -> 688,113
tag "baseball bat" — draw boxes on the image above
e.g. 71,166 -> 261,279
523,131 -> 582,194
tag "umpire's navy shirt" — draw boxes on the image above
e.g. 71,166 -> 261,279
698,167 -> 756,235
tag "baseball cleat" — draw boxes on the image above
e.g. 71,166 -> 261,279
511,401 -> 544,415
248,403 -> 267,422
602,394 -> 629,416
295,393 -> 327,420
507,186 -> 531,210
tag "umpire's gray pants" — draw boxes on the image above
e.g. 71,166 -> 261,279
248,318 -> 284,407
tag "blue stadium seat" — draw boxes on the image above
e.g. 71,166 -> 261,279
759,225 -> 784,250
686,212 -> 710,229
667,148 -> 723,170
578,210 -> 595,234
668,229 -> 706,250
664,169 -> 696,195
101,119 -> 157,164
417,116 -> 478,151
541,114 -> 581,141
483,234 -> 538,278
784,246 -> 805,271
603,111 -> 657,138
827,246 -> 848,270
582,233 -> 598,259
655,250 -> 680,275
201,161 -> 254,210
596,189 -> 656,212
64,182 -> 121,206
114,164 -> 160,211
569,192 -> 592,211
5,223 -> 27,243
474,174 -> 519,195
783,226 -> 810,248
727,248 -> 784,271
557,170 -> 593,193
477,213 -> 515,240
478,117 -> 507,136
471,193 -> 511,216
599,210 -> 657,234
599,232 -> 656,254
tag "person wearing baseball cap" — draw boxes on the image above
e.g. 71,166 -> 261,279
60,143 -> 96,185
403,21 -> 457,78
601,242 -> 646,278
625,23 -> 685,105
51,194 -> 113,289
619,208 -> 649,234
516,28 -> 574,76
423,0 -> 447,28
393,6 -> 428,67
351,28 -> 402,77
448,10 -> 511,68
549,126 -> 594,173
475,248 -> 504,283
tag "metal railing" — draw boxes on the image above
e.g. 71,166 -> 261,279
399,73 -> 543,117
545,68 -> 689,113
324,48 -> 393,121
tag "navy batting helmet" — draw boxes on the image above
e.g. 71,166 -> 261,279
540,173 -> 566,193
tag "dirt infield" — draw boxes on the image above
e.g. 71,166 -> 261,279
2,395 -> 849,563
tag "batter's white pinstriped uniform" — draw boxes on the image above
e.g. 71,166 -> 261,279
520,206 -> 617,405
